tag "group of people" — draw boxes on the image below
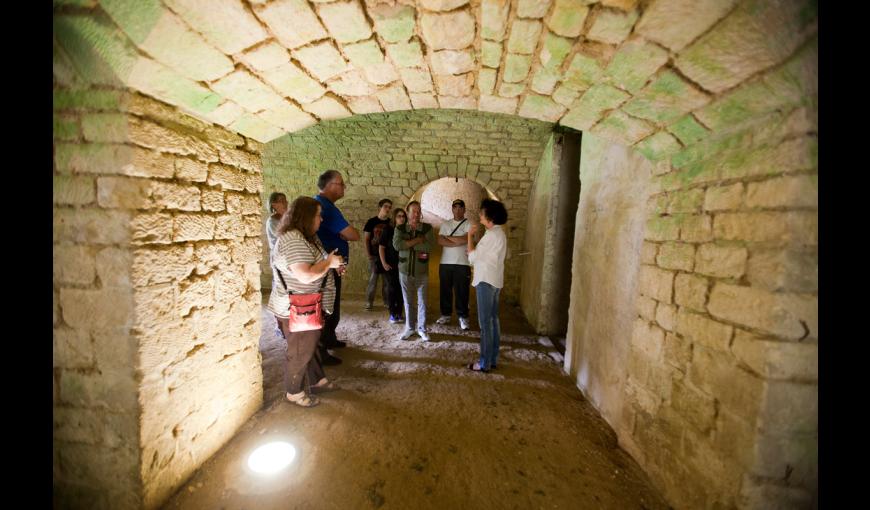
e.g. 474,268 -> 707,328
266,170 -> 509,408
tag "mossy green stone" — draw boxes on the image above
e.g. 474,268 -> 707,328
99,0 -> 162,45
622,71 -> 710,124
606,40 -> 669,93
54,115 -> 80,141
540,33 -> 572,71
389,41 -> 424,67
479,68 -> 497,95
373,6 -> 415,43
54,14 -> 139,81
530,67 -> 560,94
562,53 -> 603,91
547,0 -> 589,38
503,54 -> 532,83
481,41 -> 503,68
344,40 -> 384,68
636,131 -> 682,161
668,115 -> 709,146
507,19 -> 543,55
54,90 -> 123,111
499,82 -> 525,98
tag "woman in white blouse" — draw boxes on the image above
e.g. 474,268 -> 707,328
466,199 -> 509,372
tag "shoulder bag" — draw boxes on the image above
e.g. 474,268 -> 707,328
273,240 -> 331,333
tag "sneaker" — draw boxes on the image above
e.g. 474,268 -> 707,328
389,315 -> 401,324
435,315 -> 451,325
364,302 -> 373,311
322,353 -> 342,365
400,327 -> 415,340
459,317 -> 470,331
418,329 -> 430,342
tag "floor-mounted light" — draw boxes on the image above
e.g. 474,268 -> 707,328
247,441 -> 297,475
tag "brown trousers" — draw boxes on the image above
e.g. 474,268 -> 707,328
277,317 -> 325,394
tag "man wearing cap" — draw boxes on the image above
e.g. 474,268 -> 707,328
436,199 -> 472,330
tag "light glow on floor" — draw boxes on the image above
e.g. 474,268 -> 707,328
247,442 -> 296,475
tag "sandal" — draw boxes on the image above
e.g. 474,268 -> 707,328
466,362 -> 490,373
286,391 -> 320,407
311,378 -> 336,392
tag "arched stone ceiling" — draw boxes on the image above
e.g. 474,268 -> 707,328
54,0 -> 817,154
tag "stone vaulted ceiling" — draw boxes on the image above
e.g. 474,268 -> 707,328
54,0 -> 817,153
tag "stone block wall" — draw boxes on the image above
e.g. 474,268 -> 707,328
616,42 -> 818,508
54,86 -> 265,509
260,109 -> 553,303
520,134 -> 555,332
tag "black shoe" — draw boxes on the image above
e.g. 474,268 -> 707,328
329,339 -> 347,348
322,354 -> 343,365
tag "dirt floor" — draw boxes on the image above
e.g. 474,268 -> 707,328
162,280 -> 670,510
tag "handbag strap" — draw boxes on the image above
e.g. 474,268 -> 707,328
273,237 -> 332,294
448,218 -> 467,236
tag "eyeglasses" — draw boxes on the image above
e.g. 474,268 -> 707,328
329,181 -> 346,188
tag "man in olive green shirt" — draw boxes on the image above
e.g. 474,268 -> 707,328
392,201 -> 435,341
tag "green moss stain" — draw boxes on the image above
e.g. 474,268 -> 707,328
99,0 -> 163,45
481,41 -> 502,68
54,89 -> 123,111
344,40 -> 384,68
504,54 -> 532,83
668,115 -> 709,146
373,5 -> 415,43
54,115 -> 80,141
541,33 -> 572,70
636,132 -> 681,162
389,41 -> 424,67
562,54 -> 603,91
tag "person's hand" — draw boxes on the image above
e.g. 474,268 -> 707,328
326,249 -> 343,269
336,264 -> 348,276
468,224 -> 479,236
382,263 -> 393,271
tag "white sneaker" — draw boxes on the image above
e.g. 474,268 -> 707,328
459,317 -> 470,331
435,316 -> 451,325
418,329 -> 430,342
400,327 -> 415,340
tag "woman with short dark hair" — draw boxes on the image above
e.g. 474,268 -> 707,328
268,196 -> 344,407
466,199 -> 509,372
379,207 -> 407,324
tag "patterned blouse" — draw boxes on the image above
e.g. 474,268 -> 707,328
267,229 -> 337,319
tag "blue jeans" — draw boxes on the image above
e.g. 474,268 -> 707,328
399,273 -> 428,332
475,282 -> 501,370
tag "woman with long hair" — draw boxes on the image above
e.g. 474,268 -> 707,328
378,207 -> 407,324
268,196 -> 344,407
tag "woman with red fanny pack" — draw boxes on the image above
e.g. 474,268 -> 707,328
268,196 -> 344,407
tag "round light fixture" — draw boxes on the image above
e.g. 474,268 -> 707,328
247,441 -> 297,475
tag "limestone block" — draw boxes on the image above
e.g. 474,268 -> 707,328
218,147 -> 260,173
346,96 -> 384,114
151,182 -> 201,211
745,175 -> 817,209
195,242 -> 232,275
479,95 -> 518,115
228,113 -> 284,143
678,214 -> 712,243
480,41 -> 502,69
590,110 -> 655,146
561,53 -> 604,91
293,42 -> 349,82
54,89 -> 123,111
302,96 -> 352,121
244,214 -> 263,237
54,143 -> 134,176
758,380 -> 817,435
208,164 -> 247,192
164,0 -> 267,54
675,308 -> 733,353
177,277 -> 215,316
586,8 -> 639,45
478,68 -> 497,95
257,103 -> 317,133
707,283 -> 816,340
663,331 -> 692,372
545,0 -> 590,38
80,113 -> 129,143
438,96 -> 477,110
54,175 -> 96,206
210,70 -> 284,113
635,0 -> 736,52
559,84 -> 628,130
244,173 -> 263,194
317,1 -> 372,43
656,242 -> 694,272
128,118 -> 219,162
529,67 -> 560,95
231,238 -> 262,265
552,85 -> 580,107
376,85 -> 413,111
54,208 -> 131,245
400,68 -> 435,93
53,406 -> 135,448
215,214 -> 246,239
126,93 -> 212,133
518,94 -> 565,122
637,295 -> 656,321
668,189 -> 704,214
630,319 -> 665,362
539,33 -> 573,71
635,131 -> 681,161
606,38 -> 669,93
421,9 -> 475,50
54,113 -> 80,141
695,243 -> 747,279
731,329 -> 817,381
431,50 -> 476,75
713,212 -> 817,246
96,247 -> 132,288
54,244 -> 96,287
60,288 -> 133,330
225,193 -> 242,214
419,0 -> 469,10
260,62 -> 326,104
126,57 -> 223,116
508,20 -> 543,55
53,328 -> 94,369
518,0 -> 552,19
738,476 -> 815,510
481,0 -> 511,41
254,0 -> 327,49
704,183 -> 743,211
655,303 -> 676,332
639,264 -> 675,303
674,272 -> 708,312
689,344 -> 765,420
387,41 -> 425,68
239,43 -> 290,72
622,71 -> 710,124
132,245 -> 195,286
204,101 -> 245,128
641,241 -> 658,264
747,247 -> 817,294
668,115 -> 710,147
434,73 -> 474,97
58,368 -> 138,411
370,4 -> 416,43
409,93 -> 439,109
670,380 -> 716,433
131,212 -> 173,245
344,39 -> 385,69
644,216 -> 680,242
173,213 -> 217,242
503,54 -> 532,83
675,0 -> 816,94
215,268 -> 248,303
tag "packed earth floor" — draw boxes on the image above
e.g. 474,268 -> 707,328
163,286 -> 670,510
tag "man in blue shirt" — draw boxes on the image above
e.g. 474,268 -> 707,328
314,170 -> 360,365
